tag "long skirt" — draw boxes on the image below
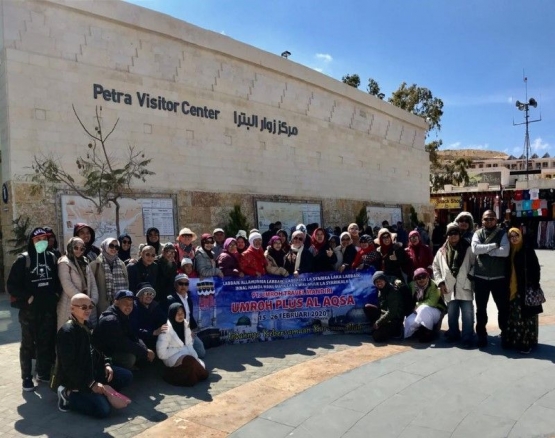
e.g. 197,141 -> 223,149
404,305 -> 442,339
506,298 -> 539,349
163,356 -> 209,387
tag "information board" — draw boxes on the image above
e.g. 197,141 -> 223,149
256,200 -> 322,232
365,206 -> 402,228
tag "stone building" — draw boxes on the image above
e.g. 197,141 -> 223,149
0,0 -> 431,280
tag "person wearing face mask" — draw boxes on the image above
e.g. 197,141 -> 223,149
57,237 -> 100,330
284,231 -> 313,276
7,227 -> 62,392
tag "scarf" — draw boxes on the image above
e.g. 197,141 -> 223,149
100,238 -> 119,265
509,227 -> 523,301
101,254 -> 128,304
168,302 -> 192,346
310,227 -> 327,253
414,277 -> 429,301
268,245 -> 286,267
445,238 -> 469,279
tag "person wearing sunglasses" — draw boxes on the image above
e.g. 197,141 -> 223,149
145,227 -> 161,256
432,223 -> 475,348
117,234 -> 133,264
90,238 -> 130,314
374,228 -> 410,284
404,268 -> 446,342
166,274 -> 205,357
284,231 -> 313,277
471,210 -> 510,349
264,236 -> 289,277
195,234 -> 224,278
57,237 -> 99,330
7,227 -> 61,392
130,282 -> 167,351
175,227 -> 197,266
126,245 -> 159,295
454,211 -> 475,244
55,293 -> 133,417
73,223 -> 100,261
217,238 -> 245,277
337,231 -> 357,273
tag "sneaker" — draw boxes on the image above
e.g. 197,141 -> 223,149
36,375 -> 50,383
57,385 -> 69,412
22,378 -> 35,392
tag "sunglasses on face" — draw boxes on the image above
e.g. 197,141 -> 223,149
73,245 -> 85,252
72,304 -> 95,310
180,234 -> 193,238
108,243 -> 120,250
292,237 -> 304,241
122,240 -> 131,245
483,218 -> 496,222
415,274 -> 428,281
178,282 -> 190,286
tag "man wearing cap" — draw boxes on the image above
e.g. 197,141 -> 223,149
7,227 -> 61,391
56,293 -> 133,417
131,283 -> 167,351
166,274 -> 205,358
212,228 -> 226,258
93,290 -> 155,370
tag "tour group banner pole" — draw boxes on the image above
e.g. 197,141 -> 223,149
189,269 -> 377,346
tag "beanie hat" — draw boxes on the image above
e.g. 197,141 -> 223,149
136,282 -> 156,298
181,257 -> 193,267
413,267 -> 429,278
359,234 -> 372,243
163,242 -> 176,252
174,273 -> 189,283
372,271 -> 387,285
114,290 -> 134,300
446,222 -> 460,235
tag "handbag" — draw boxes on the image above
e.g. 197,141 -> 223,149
102,385 -> 131,409
525,285 -> 546,307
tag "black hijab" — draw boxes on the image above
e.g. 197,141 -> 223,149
118,233 -> 132,262
146,227 -> 161,255
168,302 -> 185,344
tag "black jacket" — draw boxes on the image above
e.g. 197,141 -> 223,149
311,243 -> 337,272
130,300 -> 167,346
57,317 -> 110,392
127,260 -> 158,293
166,291 -> 198,330
512,243 -> 543,317
92,305 -> 148,360
7,228 -> 61,310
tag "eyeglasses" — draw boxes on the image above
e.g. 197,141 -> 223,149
509,234 -> 520,239
414,274 -> 428,281
143,253 -> 156,257
122,240 -> 131,245
292,237 -> 304,241
72,304 -> 95,310
180,234 -> 193,238
73,245 -> 85,251
178,282 -> 190,286
108,243 -> 120,250
483,218 -> 496,222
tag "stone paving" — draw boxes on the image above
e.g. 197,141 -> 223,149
1,249 -> 555,437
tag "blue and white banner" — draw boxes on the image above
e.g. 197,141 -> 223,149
188,269 -> 377,344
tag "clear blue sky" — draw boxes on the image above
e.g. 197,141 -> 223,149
125,0 -> 555,157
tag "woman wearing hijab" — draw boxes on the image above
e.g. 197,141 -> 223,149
352,235 -> 381,271
156,243 -> 178,300
432,223 -> 474,348
265,236 -> 289,277
90,237 -> 129,314
117,234 -> 132,264
405,230 -> 434,281
235,230 -> 249,254
156,303 -> 208,386
310,227 -> 337,272
276,229 -> 290,253
338,232 -> 357,273
126,245 -> 159,294
217,238 -> 244,277
194,234 -> 224,278
405,268 -> 446,342
375,228 -> 410,283
284,231 -> 313,276
146,227 -> 162,256
240,232 -> 268,277
73,223 -> 100,261
506,228 -> 542,354
57,237 -> 99,329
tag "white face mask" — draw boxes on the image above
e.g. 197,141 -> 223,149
34,240 -> 48,254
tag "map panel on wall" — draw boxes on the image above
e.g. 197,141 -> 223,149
256,200 -> 322,232
365,206 -> 402,228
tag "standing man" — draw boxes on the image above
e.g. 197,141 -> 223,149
471,210 -> 510,349
7,227 -> 61,391
212,228 -> 226,258
56,293 -> 133,417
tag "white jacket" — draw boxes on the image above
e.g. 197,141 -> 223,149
156,319 -> 204,368
432,244 -> 473,303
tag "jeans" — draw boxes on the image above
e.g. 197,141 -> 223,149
447,300 -> 474,341
474,277 -> 509,337
193,335 -> 206,359
68,366 -> 133,418
19,307 -> 56,379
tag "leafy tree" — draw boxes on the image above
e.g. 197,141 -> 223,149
367,78 -> 384,99
355,206 -> 368,231
388,82 -> 444,132
223,205 -> 251,238
341,74 -> 361,89
30,105 -> 154,236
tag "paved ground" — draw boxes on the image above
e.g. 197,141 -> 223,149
1,250 -> 555,437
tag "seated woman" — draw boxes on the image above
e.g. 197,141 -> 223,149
217,238 -> 244,277
310,227 -> 337,272
127,245 -> 159,294
338,232 -> 357,273
352,234 -> 380,271
404,268 -> 446,342
195,234 -> 223,278
284,231 -> 313,276
58,237 -> 99,330
405,230 -> 434,281
265,236 -> 289,277
240,232 -> 267,277
90,237 -> 129,315
156,303 -> 208,387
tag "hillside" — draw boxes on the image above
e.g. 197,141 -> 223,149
438,149 -> 508,161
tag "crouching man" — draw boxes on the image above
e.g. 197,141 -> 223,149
56,293 -> 133,417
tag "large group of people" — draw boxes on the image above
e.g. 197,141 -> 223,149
6,211 -> 544,418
